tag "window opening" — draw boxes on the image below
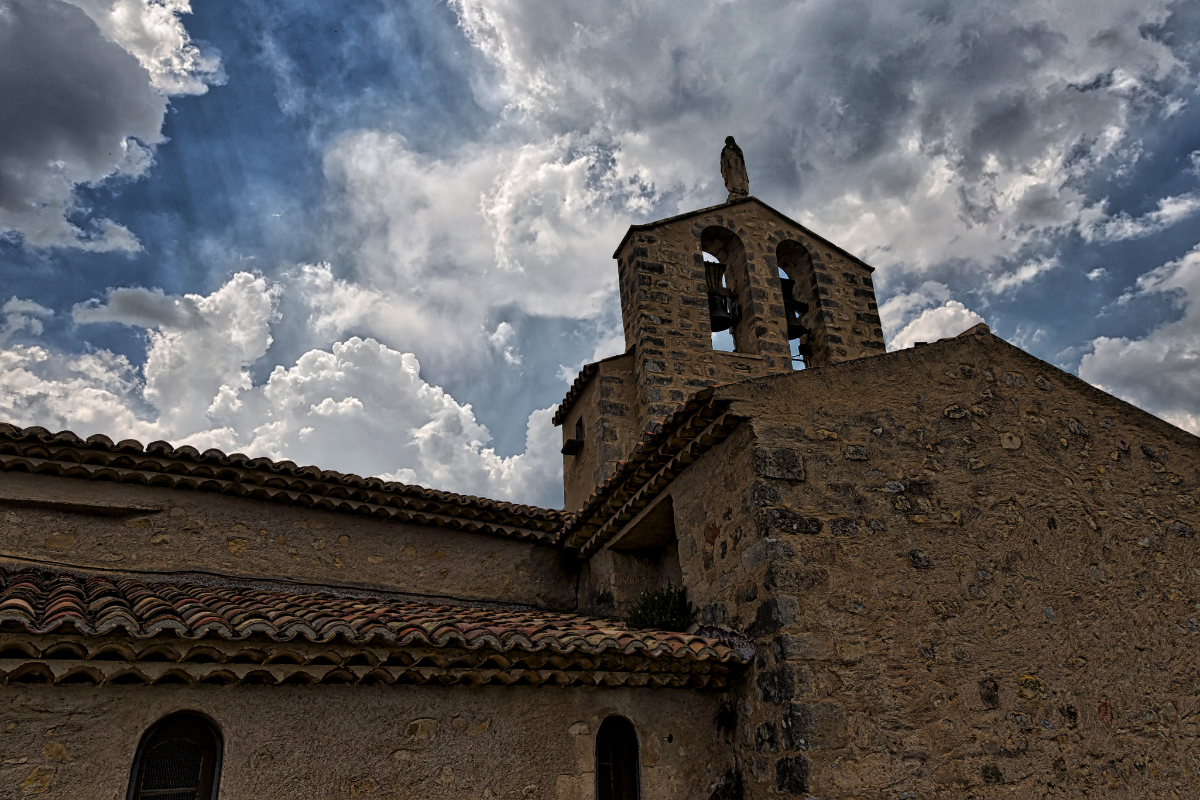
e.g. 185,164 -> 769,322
128,713 -> 222,800
778,267 -> 806,370
776,242 -> 816,368
705,252 -> 736,352
701,228 -> 749,353
562,415 -> 584,456
596,716 -> 640,800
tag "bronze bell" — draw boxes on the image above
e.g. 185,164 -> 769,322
779,278 -> 809,340
709,293 -> 734,332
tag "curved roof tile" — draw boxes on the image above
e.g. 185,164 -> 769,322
0,567 -> 748,667
0,422 -> 562,542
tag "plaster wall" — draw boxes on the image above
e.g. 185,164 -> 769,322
0,473 -> 576,610
1,683 -> 735,799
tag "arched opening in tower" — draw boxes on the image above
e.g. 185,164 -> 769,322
776,240 -> 817,368
700,226 -> 750,353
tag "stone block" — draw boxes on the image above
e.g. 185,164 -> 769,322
755,663 -> 795,704
747,596 -> 799,638
764,564 -> 828,593
780,701 -> 846,750
740,537 -> 794,571
756,507 -> 823,537
753,447 -> 805,481
774,755 -> 810,795
773,632 -> 834,661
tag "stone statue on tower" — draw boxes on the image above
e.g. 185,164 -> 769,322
720,136 -> 749,200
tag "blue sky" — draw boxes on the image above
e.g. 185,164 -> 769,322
2,0 -> 1199,507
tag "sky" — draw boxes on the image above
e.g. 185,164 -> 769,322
1,0 -> 1199,509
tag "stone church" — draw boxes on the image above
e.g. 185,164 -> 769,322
2,141 -> 1198,799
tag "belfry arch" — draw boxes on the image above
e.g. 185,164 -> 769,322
700,226 -> 753,354
776,239 -> 817,365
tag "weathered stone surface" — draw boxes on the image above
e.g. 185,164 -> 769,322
753,446 -> 805,481
774,755 -> 810,795
755,664 -> 795,704
3,684 -> 732,800
780,701 -> 846,750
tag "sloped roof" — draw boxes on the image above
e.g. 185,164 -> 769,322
559,390 -> 745,553
0,423 -> 561,542
0,565 -> 749,689
551,351 -> 631,426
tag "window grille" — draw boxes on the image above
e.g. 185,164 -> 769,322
596,716 -> 640,800
128,713 -> 222,800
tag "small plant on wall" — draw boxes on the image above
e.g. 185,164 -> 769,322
625,583 -> 696,631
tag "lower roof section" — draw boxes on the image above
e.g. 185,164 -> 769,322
0,565 -> 748,689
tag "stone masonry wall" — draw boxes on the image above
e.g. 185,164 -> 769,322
560,354 -> 639,513
613,198 -> 885,439
0,472 -> 576,610
2,682 -> 734,799
682,330 -> 1200,798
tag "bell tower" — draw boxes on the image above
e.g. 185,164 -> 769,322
554,139 -> 887,510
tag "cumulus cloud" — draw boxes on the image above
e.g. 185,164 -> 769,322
889,301 -> 988,351
297,0 -> 1200,377
0,0 -> 221,250
440,0 -> 1194,286
487,322 -> 523,365
63,0 -> 225,94
1,273 -> 564,506
1079,244 -> 1200,433
322,131 -> 632,359
877,280 -> 986,350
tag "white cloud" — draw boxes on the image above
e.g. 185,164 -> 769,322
487,321 -> 523,365
440,0 -> 1190,290
1086,268 -> 1108,281
62,0 -> 225,95
0,298 -> 53,344
0,0 -> 222,251
1084,192 -> 1200,242
1079,244 -> 1200,434
322,131 -> 633,358
889,301 -> 987,351
878,281 -> 952,340
1,272 -> 564,506
988,257 -> 1059,294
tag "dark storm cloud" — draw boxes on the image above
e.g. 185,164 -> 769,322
0,0 -> 165,250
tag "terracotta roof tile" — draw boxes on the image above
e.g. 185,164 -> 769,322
559,390 -> 745,552
0,566 -> 748,668
0,423 -> 562,542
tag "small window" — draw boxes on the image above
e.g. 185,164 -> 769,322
562,416 -> 585,456
128,712 -> 222,800
596,716 -> 640,800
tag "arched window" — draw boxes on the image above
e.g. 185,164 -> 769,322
596,716 -> 640,800
776,240 -> 816,368
128,712 -> 222,800
700,226 -> 750,353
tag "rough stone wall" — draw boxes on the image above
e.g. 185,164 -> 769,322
668,330 -> 1200,797
613,198 -> 885,440
0,473 -> 575,610
614,203 -> 793,436
2,683 -> 734,799
561,354 -> 638,513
